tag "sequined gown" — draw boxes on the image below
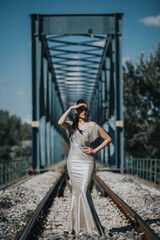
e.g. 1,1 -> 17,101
65,122 -> 106,236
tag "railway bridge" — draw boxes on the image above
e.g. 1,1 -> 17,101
31,13 -> 124,173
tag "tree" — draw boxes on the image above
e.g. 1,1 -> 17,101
0,110 -> 31,160
136,42 -> 160,158
123,42 -> 160,158
21,123 -> 32,140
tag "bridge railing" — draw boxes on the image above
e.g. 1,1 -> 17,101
0,156 -> 32,186
125,154 -> 160,185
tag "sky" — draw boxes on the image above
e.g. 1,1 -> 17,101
0,0 -> 160,124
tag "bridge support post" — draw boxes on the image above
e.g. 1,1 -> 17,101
31,15 -> 41,171
114,14 -> 124,173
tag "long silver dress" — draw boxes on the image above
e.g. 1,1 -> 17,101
66,122 -> 106,236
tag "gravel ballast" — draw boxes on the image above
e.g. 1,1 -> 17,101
0,171 -> 60,240
97,171 -> 160,238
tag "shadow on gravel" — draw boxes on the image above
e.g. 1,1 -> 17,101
0,197 -> 14,209
109,224 -> 134,234
145,217 -> 160,225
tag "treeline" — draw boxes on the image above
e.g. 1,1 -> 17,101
0,110 -> 32,160
123,41 -> 160,158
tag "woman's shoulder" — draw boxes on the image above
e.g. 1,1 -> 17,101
88,121 -> 97,127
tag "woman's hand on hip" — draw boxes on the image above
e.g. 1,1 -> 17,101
82,146 -> 95,154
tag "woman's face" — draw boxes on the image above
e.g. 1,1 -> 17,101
76,103 -> 88,119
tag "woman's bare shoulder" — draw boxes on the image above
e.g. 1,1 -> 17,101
88,121 -> 97,127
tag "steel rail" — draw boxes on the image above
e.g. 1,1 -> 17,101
17,170 -> 67,240
93,174 -> 159,240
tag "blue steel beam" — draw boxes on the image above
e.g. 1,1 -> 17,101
31,15 -> 41,171
115,14 -> 124,173
30,13 -> 124,171
40,14 -> 118,34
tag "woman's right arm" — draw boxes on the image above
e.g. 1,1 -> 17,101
58,106 -> 73,129
58,103 -> 87,130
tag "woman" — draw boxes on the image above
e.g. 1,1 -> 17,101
58,99 -> 112,237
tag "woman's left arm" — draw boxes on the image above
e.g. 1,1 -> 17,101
82,125 -> 112,155
93,125 -> 112,154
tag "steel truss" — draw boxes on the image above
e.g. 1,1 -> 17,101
30,14 -> 124,172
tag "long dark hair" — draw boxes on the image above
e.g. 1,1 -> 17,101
69,99 -> 88,138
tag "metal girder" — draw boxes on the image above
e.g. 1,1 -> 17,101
39,14 -> 121,34
30,13 -> 124,173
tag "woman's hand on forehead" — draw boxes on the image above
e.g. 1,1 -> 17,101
78,103 -> 87,108
83,103 -> 87,108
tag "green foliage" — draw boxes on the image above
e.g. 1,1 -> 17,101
123,42 -> 160,158
21,123 -> 32,140
21,140 -> 32,156
0,110 -> 31,160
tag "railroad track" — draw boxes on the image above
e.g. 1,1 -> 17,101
93,174 -> 159,240
17,170 -> 67,240
17,171 -> 159,240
